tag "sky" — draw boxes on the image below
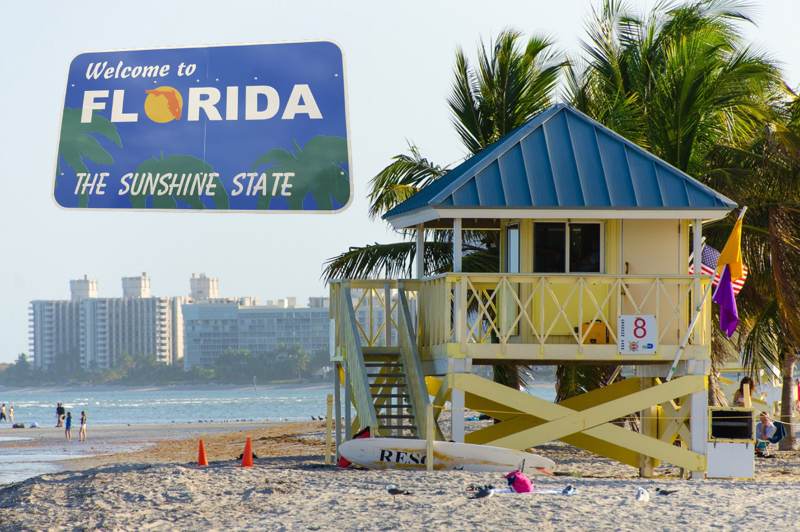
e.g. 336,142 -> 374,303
1,0 -> 799,363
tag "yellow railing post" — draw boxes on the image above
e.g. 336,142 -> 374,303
324,393 -> 333,465
426,402 -> 434,471
456,276 -> 468,348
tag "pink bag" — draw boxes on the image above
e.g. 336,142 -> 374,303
505,470 -> 533,493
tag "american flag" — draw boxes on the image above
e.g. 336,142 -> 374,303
688,244 -> 747,295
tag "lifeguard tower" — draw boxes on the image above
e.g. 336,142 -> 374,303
330,104 -> 737,478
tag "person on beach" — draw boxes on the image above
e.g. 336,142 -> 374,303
755,411 -> 776,456
79,411 -> 87,442
8,404 -> 13,424
733,377 -> 754,406
56,402 -> 65,428
65,412 -> 72,441
0,403 -> 6,423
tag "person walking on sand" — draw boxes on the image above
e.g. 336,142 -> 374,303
0,403 -> 6,423
64,412 -> 72,441
8,404 -> 14,424
56,402 -> 65,428
79,411 -> 87,442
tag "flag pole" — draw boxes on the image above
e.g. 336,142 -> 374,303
737,206 -> 748,221
665,280 -> 714,382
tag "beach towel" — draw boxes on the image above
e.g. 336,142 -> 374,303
768,421 -> 787,444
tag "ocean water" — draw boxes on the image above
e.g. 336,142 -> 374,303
0,383 -> 556,427
0,383 -> 334,427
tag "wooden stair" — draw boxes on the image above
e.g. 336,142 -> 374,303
364,352 -> 418,438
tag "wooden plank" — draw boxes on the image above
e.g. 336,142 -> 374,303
487,375 -> 705,448
466,378 -> 647,468
453,373 -> 706,471
659,401 -> 689,444
459,343 -> 709,361
465,414 -> 641,468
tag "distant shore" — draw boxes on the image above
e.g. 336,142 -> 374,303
0,381 -> 330,392
0,380 -> 329,391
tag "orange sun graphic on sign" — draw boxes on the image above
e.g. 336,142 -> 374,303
144,86 -> 183,123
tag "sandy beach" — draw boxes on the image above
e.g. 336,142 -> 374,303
1,421 -> 799,531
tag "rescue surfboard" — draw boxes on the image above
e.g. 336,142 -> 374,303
338,438 -> 555,473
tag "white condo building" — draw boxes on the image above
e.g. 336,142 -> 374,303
182,298 -> 331,369
28,299 -> 83,370
30,274 -> 180,370
30,273 -> 329,372
190,273 -> 219,302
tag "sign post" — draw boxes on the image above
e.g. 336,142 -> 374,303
55,42 -> 351,212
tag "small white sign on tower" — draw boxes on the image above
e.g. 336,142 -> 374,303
618,315 -> 657,354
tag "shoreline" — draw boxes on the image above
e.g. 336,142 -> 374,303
0,421 -> 316,486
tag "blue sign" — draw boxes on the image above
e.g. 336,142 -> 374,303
55,42 -> 350,212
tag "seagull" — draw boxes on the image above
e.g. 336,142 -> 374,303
387,484 -> 412,500
656,488 -> 678,496
561,485 -> 576,496
469,485 -> 495,499
635,487 -> 650,502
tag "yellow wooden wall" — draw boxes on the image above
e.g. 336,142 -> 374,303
496,218 -> 688,341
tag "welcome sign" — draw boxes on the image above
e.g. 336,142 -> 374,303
55,42 -> 350,212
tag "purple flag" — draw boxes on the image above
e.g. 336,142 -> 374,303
712,265 -> 739,337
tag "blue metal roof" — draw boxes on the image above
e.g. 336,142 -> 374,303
383,104 -> 736,222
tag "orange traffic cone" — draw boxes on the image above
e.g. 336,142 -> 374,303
241,436 -> 254,468
197,439 -> 208,467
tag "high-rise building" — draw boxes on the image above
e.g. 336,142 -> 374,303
308,297 -> 330,309
69,275 -> 97,301
30,274 -> 179,370
264,297 -> 297,309
170,296 -> 186,366
80,296 -> 172,369
122,272 -> 151,298
190,273 -> 219,302
183,301 -> 331,369
29,276 -> 97,370
29,274 -> 330,372
29,301 -> 82,370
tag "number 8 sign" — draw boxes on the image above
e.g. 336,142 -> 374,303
618,315 -> 658,354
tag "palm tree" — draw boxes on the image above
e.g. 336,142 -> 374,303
568,1 -> 799,447
566,0 -> 777,174
324,30 -> 563,389
58,108 -> 121,207
706,93 -> 800,449
253,135 -> 349,211
324,30 -> 562,279
558,1 -> 773,403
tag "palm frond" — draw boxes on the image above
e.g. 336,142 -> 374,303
367,145 -> 447,219
739,298 -> 783,381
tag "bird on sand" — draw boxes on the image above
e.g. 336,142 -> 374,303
656,488 -> 678,496
466,484 -> 495,499
635,487 -> 650,502
387,484 -> 412,500
471,486 -> 494,499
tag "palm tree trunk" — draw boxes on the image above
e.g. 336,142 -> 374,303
708,356 -> 725,406
769,207 -> 798,450
779,349 -> 796,451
